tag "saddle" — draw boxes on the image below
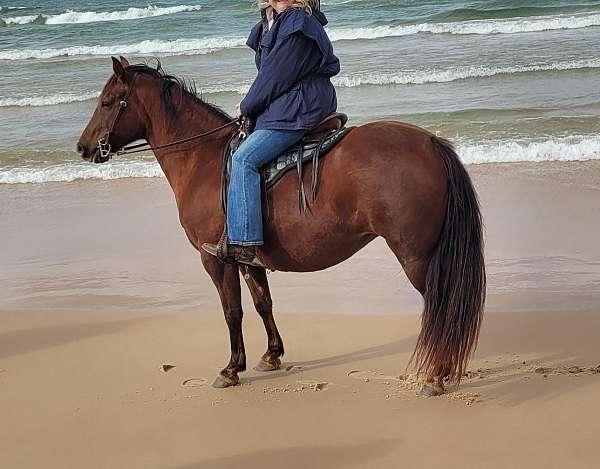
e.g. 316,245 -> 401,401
222,113 -> 354,213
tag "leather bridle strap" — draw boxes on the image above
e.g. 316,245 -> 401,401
98,71 -> 240,159
116,119 -> 239,156
97,73 -> 139,160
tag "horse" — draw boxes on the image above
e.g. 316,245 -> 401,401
77,57 -> 486,395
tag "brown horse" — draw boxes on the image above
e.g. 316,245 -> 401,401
78,57 -> 485,395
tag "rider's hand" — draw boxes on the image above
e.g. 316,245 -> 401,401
235,102 -> 242,118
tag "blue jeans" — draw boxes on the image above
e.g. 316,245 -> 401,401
227,129 -> 306,246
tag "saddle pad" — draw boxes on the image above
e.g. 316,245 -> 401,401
263,126 -> 354,189
221,126 -> 354,214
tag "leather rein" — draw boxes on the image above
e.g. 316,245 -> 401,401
97,72 -> 240,160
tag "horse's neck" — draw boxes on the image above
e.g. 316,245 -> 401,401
142,89 -> 230,202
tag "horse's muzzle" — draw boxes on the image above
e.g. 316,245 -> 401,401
76,142 -> 110,164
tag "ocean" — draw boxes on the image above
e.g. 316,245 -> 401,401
1,0 -> 600,184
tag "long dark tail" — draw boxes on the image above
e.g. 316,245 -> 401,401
414,136 -> 486,382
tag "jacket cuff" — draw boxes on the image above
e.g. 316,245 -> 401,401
239,97 -> 253,118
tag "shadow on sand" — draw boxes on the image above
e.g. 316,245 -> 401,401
170,440 -> 398,469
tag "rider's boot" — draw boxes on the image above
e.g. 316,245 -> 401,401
201,225 -> 264,268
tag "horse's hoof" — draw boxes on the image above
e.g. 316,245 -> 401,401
420,384 -> 444,397
254,356 -> 281,372
212,373 -> 239,388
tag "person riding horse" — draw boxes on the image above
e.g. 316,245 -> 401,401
202,0 -> 339,266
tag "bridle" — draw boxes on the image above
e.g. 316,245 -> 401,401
97,72 -> 240,160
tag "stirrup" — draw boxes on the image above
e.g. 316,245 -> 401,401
202,225 -> 265,268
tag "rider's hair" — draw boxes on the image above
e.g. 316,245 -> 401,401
257,1 -> 315,14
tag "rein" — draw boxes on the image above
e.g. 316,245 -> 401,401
115,120 -> 239,156
97,71 -> 240,159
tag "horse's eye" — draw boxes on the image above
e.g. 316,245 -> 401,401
101,100 -> 111,108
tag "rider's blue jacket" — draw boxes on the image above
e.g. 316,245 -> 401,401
240,7 -> 340,131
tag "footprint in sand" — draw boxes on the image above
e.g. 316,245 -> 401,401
296,380 -> 328,391
533,364 -> 600,377
347,370 -> 405,382
182,378 -> 208,387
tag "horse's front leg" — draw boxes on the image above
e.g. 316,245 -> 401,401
240,265 -> 284,372
201,252 -> 246,388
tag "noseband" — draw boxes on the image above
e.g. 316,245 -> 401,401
97,74 -> 139,161
97,72 -> 239,160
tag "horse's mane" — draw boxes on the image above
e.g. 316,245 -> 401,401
126,59 -> 231,122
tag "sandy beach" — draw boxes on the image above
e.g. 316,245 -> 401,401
1,161 -> 600,468
2,1 -> 600,467
1,310 -> 599,469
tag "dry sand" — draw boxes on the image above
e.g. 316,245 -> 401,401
1,160 -> 600,468
1,309 -> 599,469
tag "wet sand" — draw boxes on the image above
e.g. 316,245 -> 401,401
2,160 -> 600,313
1,160 -> 600,468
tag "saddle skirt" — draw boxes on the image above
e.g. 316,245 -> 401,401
222,123 -> 354,213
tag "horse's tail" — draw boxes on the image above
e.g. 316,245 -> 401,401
413,136 -> 486,382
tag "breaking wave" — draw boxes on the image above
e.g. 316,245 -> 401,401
0,92 -> 100,107
0,4 -> 202,25
0,160 -> 164,184
327,12 -> 600,40
3,58 -> 598,108
201,59 -> 600,95
2,136 -> 599,184
332,59 -> 600,87
3,10 -> 600,55
0,36 -> 246,60
457,135 -> 600,165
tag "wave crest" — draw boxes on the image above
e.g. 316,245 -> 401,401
0,36 -> 246,60
1,4 -> 202,25
0,92 -> 100,107
458,135 -> 600,165
0,160 -> 164,184
333,59 -> 600,87
327,12 -> 600,41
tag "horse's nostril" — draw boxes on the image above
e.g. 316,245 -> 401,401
76,143 -> 83,154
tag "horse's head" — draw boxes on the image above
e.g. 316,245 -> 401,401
77,56 -> 146,163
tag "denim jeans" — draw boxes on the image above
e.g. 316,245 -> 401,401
227,129 -> 306,246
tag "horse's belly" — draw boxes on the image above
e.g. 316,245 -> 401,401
259,223 -> 376,272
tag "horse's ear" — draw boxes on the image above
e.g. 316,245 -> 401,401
112,56 -> 125,80
119,56 -> 130,68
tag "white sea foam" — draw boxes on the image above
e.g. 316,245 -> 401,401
3,58 -> 597,108
201,59 -> 600,95
333,58 -> 600,87
0,92 -> 100,107
327,12 -> 600,40
0,36 -> 246,60
0,5 -> 29,11
457,135 -> 600,165
1,136 -> 599,184
0,160 -> 164,184
1,4 -> 202,25
3,10 -> 600,59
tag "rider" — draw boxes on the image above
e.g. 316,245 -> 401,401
202,0 -> 340,266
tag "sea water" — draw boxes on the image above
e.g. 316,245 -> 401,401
1,0 -> 600,184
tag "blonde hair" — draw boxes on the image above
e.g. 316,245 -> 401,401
257,1 -> 314,14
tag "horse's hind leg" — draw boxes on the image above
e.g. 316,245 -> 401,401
201,252 -> 246,388
240,266 -> 284,372
385,240 -> 448,396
